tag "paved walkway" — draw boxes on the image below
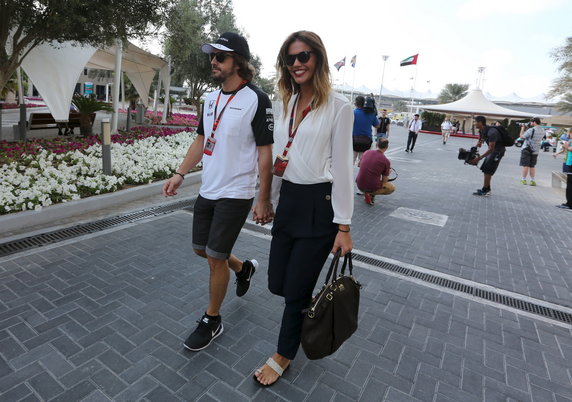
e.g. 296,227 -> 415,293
1,126 -> 571,401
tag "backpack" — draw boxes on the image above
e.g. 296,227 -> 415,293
489,125 -> 514,147
363,96 -> 376,113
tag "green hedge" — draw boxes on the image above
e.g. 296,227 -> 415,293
421,111 -> 446,131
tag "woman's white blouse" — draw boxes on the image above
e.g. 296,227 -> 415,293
271,91 -> 354,224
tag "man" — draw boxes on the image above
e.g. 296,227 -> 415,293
162,32 -> 274,351
441,117 -> 452,145
469,115 -> 505,196
356,138 -> 395,205
405,114 -> 422,152
519,117 -> 544,186
376,109 -> 391,140
353,95 -> 380,165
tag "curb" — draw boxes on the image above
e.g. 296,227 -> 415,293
0,171 -> 201,236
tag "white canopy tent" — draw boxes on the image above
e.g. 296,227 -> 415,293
19,40 -> 170,127
422,89 -> 550,119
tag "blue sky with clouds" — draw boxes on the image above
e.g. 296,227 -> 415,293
233,0 -> 570,99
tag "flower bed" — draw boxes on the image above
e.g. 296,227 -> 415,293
0,126 -> 197,215
119,108 -> 199,126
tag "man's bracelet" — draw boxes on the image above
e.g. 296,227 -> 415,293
338,228 -> 350,233
174,172 -> 185,180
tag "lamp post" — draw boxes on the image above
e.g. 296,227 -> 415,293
378,55 -> 389,105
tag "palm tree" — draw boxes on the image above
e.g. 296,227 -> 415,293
556,93 -> 572,114
438,83 -> 469,103
72,94 -> 112,136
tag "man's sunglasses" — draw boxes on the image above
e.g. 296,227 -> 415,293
209,52 -> 232,63
285,51 -> 314,66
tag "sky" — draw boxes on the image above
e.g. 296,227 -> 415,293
228,0 -> 570,100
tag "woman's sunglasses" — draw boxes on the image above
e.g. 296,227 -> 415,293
209,52 -> 232,63
285,51 -> 314,66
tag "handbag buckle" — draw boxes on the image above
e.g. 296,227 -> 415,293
308,311 -> 315,318
326,292 -> 333,301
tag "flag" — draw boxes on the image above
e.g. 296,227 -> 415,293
351,55 -> 357,68
334,57 -> 345,71
400,54 -> 418,67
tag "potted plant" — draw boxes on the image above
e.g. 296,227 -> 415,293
72,94 -> 112,136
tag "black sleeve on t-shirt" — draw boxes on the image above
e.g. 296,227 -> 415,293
196,114 -> 205,136
248,83 -> 274,146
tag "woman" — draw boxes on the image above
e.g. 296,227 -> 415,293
253,31 -> 354,386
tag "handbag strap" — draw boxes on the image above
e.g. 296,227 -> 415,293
339,252 -> 353,277
323,250 -> 342,285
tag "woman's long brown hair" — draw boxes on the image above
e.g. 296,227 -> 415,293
276,31 -> 331,117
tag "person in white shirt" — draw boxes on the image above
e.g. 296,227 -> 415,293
253,30 -> 354,387
406,113 -> 422,152
162,32 -> 274,352
441,117 -> 452,145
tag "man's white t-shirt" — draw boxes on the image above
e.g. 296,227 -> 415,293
197,83 -> 273,200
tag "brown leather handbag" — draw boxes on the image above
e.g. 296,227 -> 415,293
301,251 -> 362,360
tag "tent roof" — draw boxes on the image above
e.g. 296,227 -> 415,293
422,89 -> 550,118
19,40 -> 169,121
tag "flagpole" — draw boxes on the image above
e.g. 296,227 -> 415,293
350,67 -> 356,102
410,61 -> 418,117
342,64 -> 346,97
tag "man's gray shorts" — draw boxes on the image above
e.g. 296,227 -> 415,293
192,195 -> 253,260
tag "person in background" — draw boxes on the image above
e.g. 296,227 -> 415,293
356,138 -> 395,205
441,117 -> 452,145
352,95 -> 379,165
376,109 -> 391,140
405,113 -> 422,152
519,117 -> 544,186
556,136 -> 572,209
469,115 -> 505,196
253,30 -> 353,387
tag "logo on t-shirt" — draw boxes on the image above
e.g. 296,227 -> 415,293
208,100 -> 215,109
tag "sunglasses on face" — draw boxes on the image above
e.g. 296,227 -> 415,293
209,52 -> 232,63
285,51 -> 314,66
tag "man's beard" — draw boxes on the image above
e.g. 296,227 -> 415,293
212,69 -> 228,84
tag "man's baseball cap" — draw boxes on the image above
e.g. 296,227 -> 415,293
201,32 -> 250,60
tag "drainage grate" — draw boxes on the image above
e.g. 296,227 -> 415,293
351,252 -> 572,325
0,199 -> 194,258
2,204 -> 571,326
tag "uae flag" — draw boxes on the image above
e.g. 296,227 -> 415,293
334,57 -> 346,71
400,54 -> 418,67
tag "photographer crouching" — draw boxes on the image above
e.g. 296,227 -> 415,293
468,116 -> 505,196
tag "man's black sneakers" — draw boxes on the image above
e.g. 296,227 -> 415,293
236,259 -> 258,297
473,188 -> 491,197
183,314 -> 223,351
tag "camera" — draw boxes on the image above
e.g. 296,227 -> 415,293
514,137 -> 524,148
458,147 -> 480,164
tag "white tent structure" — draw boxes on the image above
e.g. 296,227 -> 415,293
422,89 -> 550,119
19,40 -> 170,130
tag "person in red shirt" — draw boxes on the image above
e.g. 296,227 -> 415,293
356,138 -> 395,205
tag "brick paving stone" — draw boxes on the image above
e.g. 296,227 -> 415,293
91,367 -> 129,397
27,371 -> 64,400
306,383 -> 335,401
0,383 -> 32,402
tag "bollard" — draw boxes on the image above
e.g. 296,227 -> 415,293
19,104 -> 27,141
126,107 -> 131,131
101,119 -> 112,175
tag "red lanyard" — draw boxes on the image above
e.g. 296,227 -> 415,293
209,80 -> 247,138
282,95 -> 312,157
